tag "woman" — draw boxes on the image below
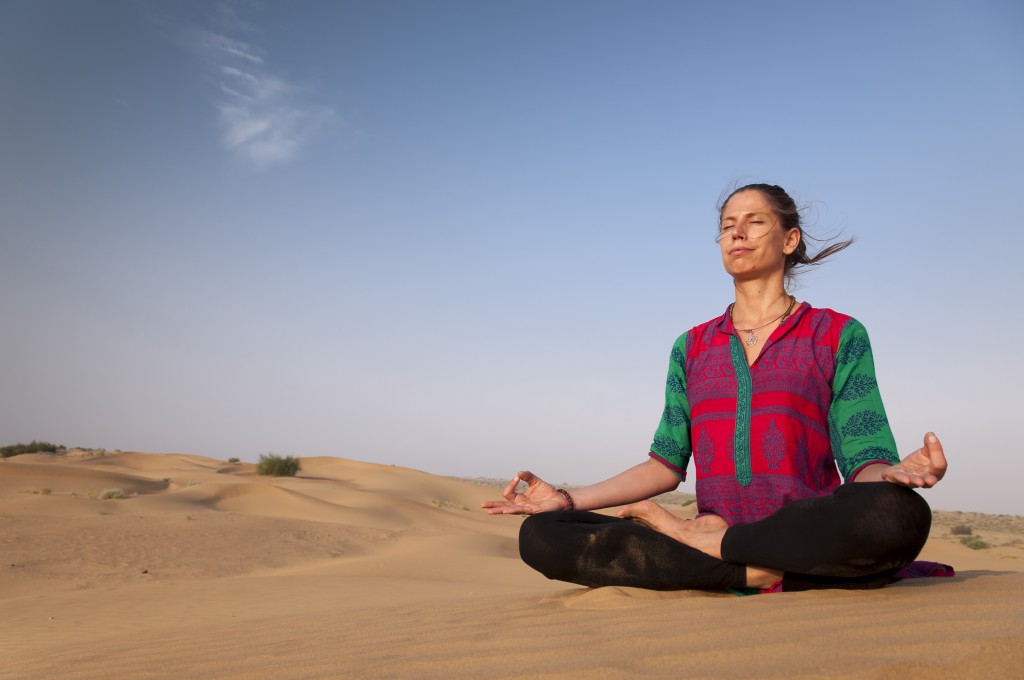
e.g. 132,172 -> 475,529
483,184 -> 948,592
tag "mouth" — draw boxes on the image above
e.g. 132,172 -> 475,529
729,247 -> 752,257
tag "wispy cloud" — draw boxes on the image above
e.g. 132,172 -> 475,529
181,5 -> 333,169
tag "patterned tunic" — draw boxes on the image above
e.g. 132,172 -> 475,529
649,303 -> 899,525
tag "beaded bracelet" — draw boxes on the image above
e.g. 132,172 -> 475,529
555,488 -> 575,511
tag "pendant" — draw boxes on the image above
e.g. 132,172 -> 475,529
745,331 -> 757,346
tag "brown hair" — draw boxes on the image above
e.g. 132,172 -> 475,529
718,183 -> 855,284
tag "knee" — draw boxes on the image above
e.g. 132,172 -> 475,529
518,513 -> 559,574
851,483 -> 932,558
875,482 -> 931,528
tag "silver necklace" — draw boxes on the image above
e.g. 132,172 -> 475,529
729,295 -> 796,347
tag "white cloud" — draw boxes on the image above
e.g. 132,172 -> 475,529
218,103 -> 332,166
219,83 -> 251,100
181,8 -> 334,170
220,42 -> 264,65
214,66 -> 333,168
220,66 -> 259,84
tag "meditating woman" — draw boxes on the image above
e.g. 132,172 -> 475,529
483,183 -> 948,592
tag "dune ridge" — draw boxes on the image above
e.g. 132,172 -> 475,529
2,451 -> 1022,679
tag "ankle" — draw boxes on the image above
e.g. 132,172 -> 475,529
745,565 -> 784,589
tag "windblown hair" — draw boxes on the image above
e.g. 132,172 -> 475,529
718,183 -> 855,285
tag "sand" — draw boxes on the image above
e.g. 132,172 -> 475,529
2,451 -> 1022,679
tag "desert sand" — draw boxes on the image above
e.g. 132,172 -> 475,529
2,451 -> 1022,680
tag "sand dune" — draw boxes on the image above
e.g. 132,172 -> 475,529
2,451 -> 1021,679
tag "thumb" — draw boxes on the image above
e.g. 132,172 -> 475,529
924,432 -> 947,477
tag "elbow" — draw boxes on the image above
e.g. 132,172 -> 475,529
646,458 -> 683,493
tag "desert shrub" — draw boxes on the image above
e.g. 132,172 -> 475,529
228,457 -> 240,464
100,488 -> 127,500
960,535 -> 990,550
950,524 -> 973,536
431,499 -> 470,511
257,454 -> 301,477
1,440 -> 63,458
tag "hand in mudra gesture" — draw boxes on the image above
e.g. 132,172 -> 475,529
481,471 -> 568,515
882,432 -> 948,489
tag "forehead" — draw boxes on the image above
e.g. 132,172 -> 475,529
721,191 -> 773,221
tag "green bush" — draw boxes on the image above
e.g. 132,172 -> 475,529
257,454 -> 301,477
1,441 -> 63,458
950,524 -> 973,536
228,457 -> 240,464
960,535 -> 990,550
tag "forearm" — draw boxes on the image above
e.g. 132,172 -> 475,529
850,463 -> 892,483
570,459 -> 681,511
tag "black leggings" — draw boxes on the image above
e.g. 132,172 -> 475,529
518,482 -> 931,591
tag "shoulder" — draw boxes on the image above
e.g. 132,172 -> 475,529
799,306 -> 880,367
795,305 -> 870,344
663,309 -> 729,370
683,308 -> 729,354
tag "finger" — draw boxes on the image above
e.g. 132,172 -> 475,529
484,503 -> 527,515
501,476 -> 522,501
517,471 -> 539,487
884,468 -> 912,487
924,432 -> 948,478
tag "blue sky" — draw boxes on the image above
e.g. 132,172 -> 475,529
2,0 -> 1022,514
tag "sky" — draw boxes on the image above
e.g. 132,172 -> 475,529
2,0 -> 1023,514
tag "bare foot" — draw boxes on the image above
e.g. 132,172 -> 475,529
619,502 -> 731,560
619,502 -> 783,588
676,514 -> 729,560
616,500 -> 690,541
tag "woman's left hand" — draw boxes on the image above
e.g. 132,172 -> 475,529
882,432 -> 947,488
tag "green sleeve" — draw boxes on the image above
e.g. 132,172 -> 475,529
650,332 -> 691,480
828,319 -> 900,481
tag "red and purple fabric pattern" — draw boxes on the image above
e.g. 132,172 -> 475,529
650,303 -> 900,526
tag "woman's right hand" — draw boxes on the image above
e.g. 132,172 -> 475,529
481,471 -> 569,515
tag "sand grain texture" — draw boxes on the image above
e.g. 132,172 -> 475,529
2,452 -> 1021,679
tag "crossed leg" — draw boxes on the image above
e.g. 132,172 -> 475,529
519,482 -> 931,591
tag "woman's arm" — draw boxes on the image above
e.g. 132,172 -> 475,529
570,458 -> 682,511
828,319 -> 902,480
829,321 -> 948,489
481,458 -> 680,515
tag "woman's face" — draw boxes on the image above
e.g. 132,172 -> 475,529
718,190 -> 800,281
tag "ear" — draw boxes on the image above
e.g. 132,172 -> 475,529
783,228 -> 801,255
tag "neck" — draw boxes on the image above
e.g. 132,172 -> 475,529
731,278 -> 791,326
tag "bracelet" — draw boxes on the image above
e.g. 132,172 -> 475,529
555,488 -> 575,511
